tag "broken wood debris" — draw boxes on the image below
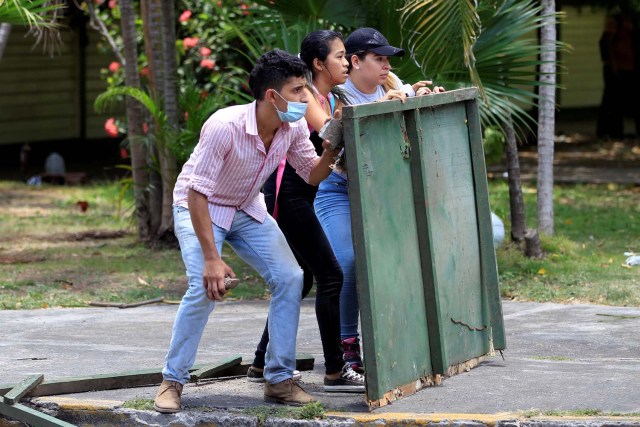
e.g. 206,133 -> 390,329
1,355 -> 316,399
190,356 -> 242,381
0,401 -> 76,427
0,374 -> 77,427
3,374 -> 43,405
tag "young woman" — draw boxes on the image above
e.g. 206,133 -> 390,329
314,27 -> 444,373
247,30 -> 364,392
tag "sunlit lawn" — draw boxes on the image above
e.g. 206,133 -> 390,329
0,180 -> 638,309
489,180 -> 640,306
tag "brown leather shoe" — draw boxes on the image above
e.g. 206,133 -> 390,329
154,380 -> 183,413
264,378 -> 317,406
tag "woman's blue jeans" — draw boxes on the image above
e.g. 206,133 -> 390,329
163,205 -> 303,385
314,171 -> 359,339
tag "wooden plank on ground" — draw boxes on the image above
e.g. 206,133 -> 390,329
295,354 -> 315,371
0,363 -> 209,397
190,356 -> 242,381
0,355 -> 317,398
3,374 -> 44,405
0,401 -> 76,427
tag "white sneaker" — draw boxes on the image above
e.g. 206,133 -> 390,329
247,366 -> 302,383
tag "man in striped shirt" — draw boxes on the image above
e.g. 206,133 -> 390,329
154,50 -> 340,412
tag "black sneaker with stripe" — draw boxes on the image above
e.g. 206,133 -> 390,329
323,364 -> 365,393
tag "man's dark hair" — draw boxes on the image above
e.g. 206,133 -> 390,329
249,49 -> 308,100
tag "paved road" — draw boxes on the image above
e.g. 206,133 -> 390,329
1,300 -> 639,417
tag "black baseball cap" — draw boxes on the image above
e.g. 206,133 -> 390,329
345,28 -> 405,57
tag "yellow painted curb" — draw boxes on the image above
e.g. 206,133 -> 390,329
32,396 -> 124,410
326,412 -> 640,425
327,412 -> 510,425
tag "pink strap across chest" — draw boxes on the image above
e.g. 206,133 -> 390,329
272,157 -> 287,220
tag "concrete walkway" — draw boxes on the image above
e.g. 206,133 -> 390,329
1,300 -> 639,426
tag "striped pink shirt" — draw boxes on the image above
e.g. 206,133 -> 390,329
173,101 -> 317,230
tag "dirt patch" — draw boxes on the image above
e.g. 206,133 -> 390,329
489,137 -> 640,184
59,230 -> 129,241
519,138 -> 640,168
0,253 -> 47,264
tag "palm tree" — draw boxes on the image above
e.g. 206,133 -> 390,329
537,0 -> 557,236
119,0 -> 151,240
131,0 -> 178,242
401,0 -> 565,245
402,0 -> 561,134
0,0 -> 65,59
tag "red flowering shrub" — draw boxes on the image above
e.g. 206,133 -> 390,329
104,118 -> 119,137
179,10 -> 192,22
182,37 -> 199,50
200,59 -> 215,69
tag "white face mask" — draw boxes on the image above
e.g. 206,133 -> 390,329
273,90 -> 307,122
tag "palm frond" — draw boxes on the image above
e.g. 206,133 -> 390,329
401,0 -> 481,89
407,0 -> 567,136
252,0 -> 365,29
0,0 -> 64,28
222,7 -> 330,59
94,86 -> 167,127
1,0 -> 65,56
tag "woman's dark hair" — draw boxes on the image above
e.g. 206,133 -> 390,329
249,49 -> 308,100
346,49 -> 368,72
299,30 -> 344,75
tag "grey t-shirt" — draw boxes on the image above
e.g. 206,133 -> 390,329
339,78 -> 387,105
338,74 -> 415,106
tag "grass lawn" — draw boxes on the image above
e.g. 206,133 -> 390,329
0,181 -> 268,309
490,181 -> 640,306
0,179 -> 638,309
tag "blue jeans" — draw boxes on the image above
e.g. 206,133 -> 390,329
314,171 -> 359,339
250,166 -> 344,374
163,206 -> 303,385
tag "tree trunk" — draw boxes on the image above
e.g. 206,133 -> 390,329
503,116 -> 526,243
160,0 -> 178,128
156,0 -> 178,241
524,228 -> 544,259
140,0 -> 165,236
0,23 -> 11,61
120,0 -> 151,240
537,0 -> 556,235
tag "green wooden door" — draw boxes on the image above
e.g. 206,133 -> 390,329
342,88 -> 505,407
343,109 -> 434,406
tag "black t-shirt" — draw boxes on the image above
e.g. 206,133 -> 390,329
263,130 -> 324,213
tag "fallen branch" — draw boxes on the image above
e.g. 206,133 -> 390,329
89,297 -> 164,309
